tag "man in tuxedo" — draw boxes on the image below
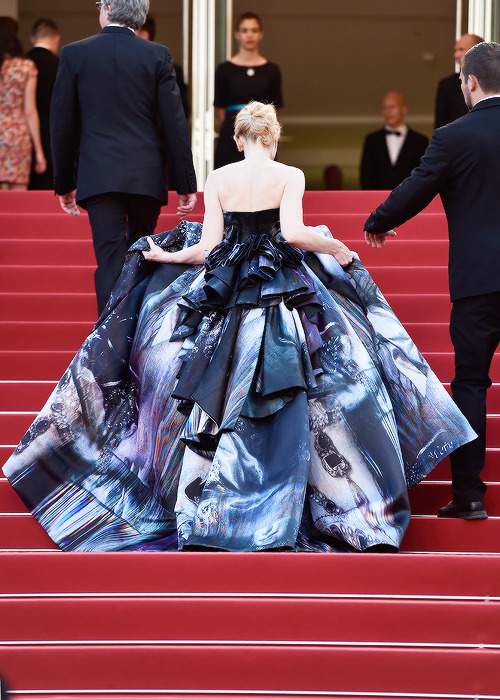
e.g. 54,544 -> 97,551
364,42 -> 500,520
360,91 -> 428,190
434,33 -> 483,128
26,18 -> 60,190
51,0 -> 197,315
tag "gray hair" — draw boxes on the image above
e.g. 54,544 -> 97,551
107,0 -> 149,30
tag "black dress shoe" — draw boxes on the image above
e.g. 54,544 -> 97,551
437,499 -> 487,520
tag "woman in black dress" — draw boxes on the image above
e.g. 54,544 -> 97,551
214,12 -> 283,168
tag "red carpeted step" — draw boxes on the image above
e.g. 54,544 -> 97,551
400,516 -> 500,552
0,478 -> 28,512
0,189 -> 444,215
0,413 -> 36,444
2,239 -> 95,265
441,382 -> 500,413
410,481 -> 500,516
0,514 -> 58,549
2,321 -> 93,351
354,240 -> 449,267
0,351 -> 75,381
304,190 -> 444,214
0,644 -> 499,696
0,266 -> 94,293
0,382 -> 56,411
1,596 -> 498,645
1,551 -> 499,596
397,322 -> 451,352
430,450 -> 500,482
304,212 -> 448,239
423,351 -> 500,384
0,213 -> 92,239
1,446 -> 16,464
0,695 -> 455,700
368,266 -> 449,293
0,293 -> 97,322
385,293 -> 451,323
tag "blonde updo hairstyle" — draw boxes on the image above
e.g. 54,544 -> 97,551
234,101 -> 282,149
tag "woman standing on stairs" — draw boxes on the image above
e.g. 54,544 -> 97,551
214,12 -> 283,168
0,17 -> 46,189
2,103 -> 474,553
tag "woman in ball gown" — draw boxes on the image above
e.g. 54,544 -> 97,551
0,16 -> 46,189
3,102 -> 474,553
214,12 -> 282,169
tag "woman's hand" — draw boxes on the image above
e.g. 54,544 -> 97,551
331,239 -> 354,267
34,150 -> 47,174
142,237 -> 173,263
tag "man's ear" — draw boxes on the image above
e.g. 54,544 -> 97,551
468,74 -> 479,92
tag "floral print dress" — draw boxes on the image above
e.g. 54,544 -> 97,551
0,57 -> 37,184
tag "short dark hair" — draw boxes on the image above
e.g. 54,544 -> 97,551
140,14 -> 156,41
31,18 -> 60,39
0,16 -> 23,67
462,41 -> 500,93
236,12 -> 262,31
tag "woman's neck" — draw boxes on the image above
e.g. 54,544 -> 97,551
231,47 -> 266,66
241,140 -> 275,162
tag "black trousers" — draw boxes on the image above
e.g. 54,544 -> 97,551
449,291 -> 500,502
84,193 -> 162,315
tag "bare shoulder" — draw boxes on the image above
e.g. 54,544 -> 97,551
280,165 -> 305,191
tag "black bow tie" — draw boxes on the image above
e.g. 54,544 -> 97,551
385,129 -> 402,136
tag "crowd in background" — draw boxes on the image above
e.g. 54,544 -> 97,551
0,9 -> 483,192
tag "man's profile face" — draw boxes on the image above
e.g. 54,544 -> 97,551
454,36 -> 478,67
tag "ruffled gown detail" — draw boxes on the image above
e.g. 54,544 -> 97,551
3,210 -> 475,552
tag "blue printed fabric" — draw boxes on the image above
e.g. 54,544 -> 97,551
3,210 -> 475,552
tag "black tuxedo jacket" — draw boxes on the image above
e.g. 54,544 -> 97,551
360,127 -> 429,190
364,98 -> 500,302
434,73 -> 468,128
51,26 -> 196,204
26,46 -> 59,158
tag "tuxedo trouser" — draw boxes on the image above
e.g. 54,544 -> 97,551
449,291 -> 500,502
84,192 -> 162,315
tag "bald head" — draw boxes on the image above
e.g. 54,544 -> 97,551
382,91 -> 408,129
454,34 -> 484,67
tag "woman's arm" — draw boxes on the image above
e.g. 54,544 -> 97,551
143,172 -> 224,265
280,168 -> 353,266
24,74 -> 46,175
215,107 -> 226,126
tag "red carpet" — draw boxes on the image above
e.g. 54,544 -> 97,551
0,190 -> 499,699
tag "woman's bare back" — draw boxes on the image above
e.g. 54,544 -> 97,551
214,158 -> 295,213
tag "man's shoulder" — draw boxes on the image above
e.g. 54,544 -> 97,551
438,73 -> 460,89
406,127 -> 429,144
62,30 -> 170,59
436,101 -> 500,137
364,128 -> 386,142
26,46 -> 59,65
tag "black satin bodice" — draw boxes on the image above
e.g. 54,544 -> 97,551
222,208 -> 283,244
206,209 -> 303,271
